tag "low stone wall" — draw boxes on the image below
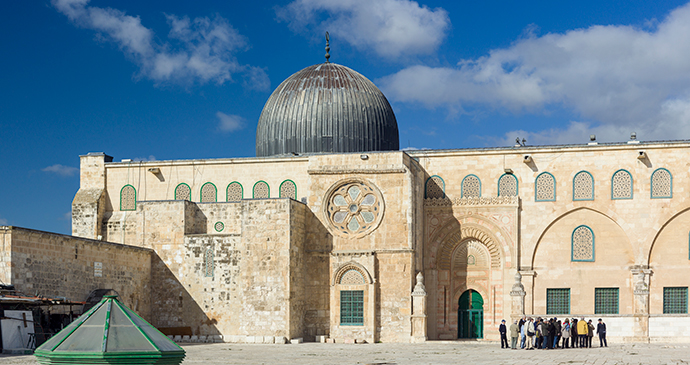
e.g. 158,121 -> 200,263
0,226 -> 152,319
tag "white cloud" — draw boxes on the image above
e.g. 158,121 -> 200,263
277,0 -> 450,58
379,2 -> 690,143
133,155 -> 156,162
216,112 -> 245,132
52,0 -> 269,89
43,164 -> 79,177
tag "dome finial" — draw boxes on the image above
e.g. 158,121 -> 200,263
325,31 -> 330,63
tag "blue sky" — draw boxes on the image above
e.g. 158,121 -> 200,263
2,0 -> 690,234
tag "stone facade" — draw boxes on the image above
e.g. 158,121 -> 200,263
0,226 -> 151,318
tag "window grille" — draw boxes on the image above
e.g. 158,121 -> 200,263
611,170 -> 632,199
339,269 -> 365,285
573,171 -> 594,201
498,174 -> 518,197
226,182 -> 243,202
663,287 -> 688,314
175,183 -> 191,201
595,288 -> 619,314
253,181 -> 269,199
535,172 -> 556,201
200,183 -> 217,203
340,290 -> 364,325
120,185 -> 136,211
425,176 -> 445,199
204,247 -> 214,277
461,175 -> 481,198
279,180 -> 297,199
572,225 -> 595,262
651,168 -> 672,199
546,288 -> 570,314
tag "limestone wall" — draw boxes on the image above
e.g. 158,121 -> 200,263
0,226 -> 151,318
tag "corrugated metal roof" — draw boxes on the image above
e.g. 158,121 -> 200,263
256,62 -> 399,157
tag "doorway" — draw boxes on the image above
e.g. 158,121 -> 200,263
458,289 -> 483,338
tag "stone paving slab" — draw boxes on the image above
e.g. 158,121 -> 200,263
1,342 -> 688,364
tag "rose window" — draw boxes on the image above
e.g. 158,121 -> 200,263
325,180 -> 384,238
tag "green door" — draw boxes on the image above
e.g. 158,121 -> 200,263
458,289 -> 484,338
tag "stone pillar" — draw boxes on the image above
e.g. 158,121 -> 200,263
631,267 -> 652,342
411,272 -> 427,343
510,271 -> 526,321
72,152 -> 112,239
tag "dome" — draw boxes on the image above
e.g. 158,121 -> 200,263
256,62 -> 399,157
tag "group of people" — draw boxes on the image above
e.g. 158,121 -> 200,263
499,317 -> 607,350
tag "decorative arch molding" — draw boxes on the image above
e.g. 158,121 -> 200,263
427,214 -> 514,270
332,261 -> 373,286
452,240 -> 491,268
529,206 -> 630,269
647,206 -> 690,265
437,225 -> 502,270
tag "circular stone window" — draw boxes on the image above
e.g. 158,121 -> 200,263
324,179 -> 384,238
214,221 -> 225,232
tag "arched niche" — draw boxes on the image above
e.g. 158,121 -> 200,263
531,207 -> 634,315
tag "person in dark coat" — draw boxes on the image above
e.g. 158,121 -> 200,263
571,318 -> 579,348
596,318 -> 607,347
553,319 -> 561,349
499,319 -> 509,348
587,320 -> 595,348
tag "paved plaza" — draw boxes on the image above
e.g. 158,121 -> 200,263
2,341 -> 689,365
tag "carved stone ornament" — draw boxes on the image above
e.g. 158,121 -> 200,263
324,179 -> 385,238
412,272 -> 426,296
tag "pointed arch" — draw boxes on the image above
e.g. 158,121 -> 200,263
572,171 -> 594,201
253,181 -> 269,199
437,225 -> 502,270
497,173 -> 518,197
611,169 -> 633,199
535,172 -> 556,202
226,181 -> 243,202
650,168 -> 672,199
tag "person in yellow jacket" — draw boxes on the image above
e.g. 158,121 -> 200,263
577,317 -> 588,347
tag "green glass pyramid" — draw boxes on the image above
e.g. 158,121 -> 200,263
34,295 -> 185,364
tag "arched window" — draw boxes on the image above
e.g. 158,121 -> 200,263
572,171 -> 594,201
279,180 -> 297,199
120,185 -> 136,211
535,172 -> 556,202
461,174 -> 481,198
175,183 -> 191,201
611,169 -> 633,200
498,174 -> 518,197
226,182 -> 243,202
253,181 -> 269,199
425,175 -> 445,199
572,225 -> 595,262
339,269 -> 366,285
651,168 -> 672,199
200,182 -> 217,203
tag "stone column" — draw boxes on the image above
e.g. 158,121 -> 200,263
631,267 -> 652,342
411,272 -> 428,343
510,271 -> 526,321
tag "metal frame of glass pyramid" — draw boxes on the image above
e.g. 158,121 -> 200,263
34,295 -> 185,364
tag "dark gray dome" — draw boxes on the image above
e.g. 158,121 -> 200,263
256,62 -> 399,157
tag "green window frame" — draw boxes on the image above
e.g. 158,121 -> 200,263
175,183 -> 192,201
611,169 -> 633,200
546,288 -> 570,314
425,175 -> 445,199
571,225 -> 595,262
595,288 -> 619,314
279,179 -> 297,199
226,181 -> 243,202
461,174 -> 482,198
663,287 -> 688,314
200,182 -> 217,203
650,168 -> 672,199
340,290 -> 364,326
120,184 -> 136,211
252,180 -> 270,199
497,173 -> 518,197
535,172 -> 556,202
572,170 -> 594,201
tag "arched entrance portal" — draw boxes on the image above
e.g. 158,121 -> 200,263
458,289 -> 483,339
